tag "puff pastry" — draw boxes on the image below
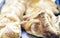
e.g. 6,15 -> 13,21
21,12 -> 60,37
21,0 -> 60,37
1,0 -> 27,19
0,14 -> 21,38
26,0 -> 59,15
0,0 -> 27,38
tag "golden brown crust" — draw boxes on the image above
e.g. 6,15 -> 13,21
21,12 -> 60,37
0,0 -> 27,38
21,0 -> 60,37
26,0 -> 59,15
0,14 -> 21,38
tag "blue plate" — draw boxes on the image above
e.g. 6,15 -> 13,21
0,0 -> 5,9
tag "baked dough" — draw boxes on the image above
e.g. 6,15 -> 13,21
0,14 -> 21,38
21,0 -> 60,37
1,0 -> 27,19
26,0 -> 59,15
0,0 -> 27,38
21,12 -> 60,37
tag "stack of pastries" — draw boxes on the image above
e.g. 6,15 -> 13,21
21,0 -> 60,37
0,0 -> 60,38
